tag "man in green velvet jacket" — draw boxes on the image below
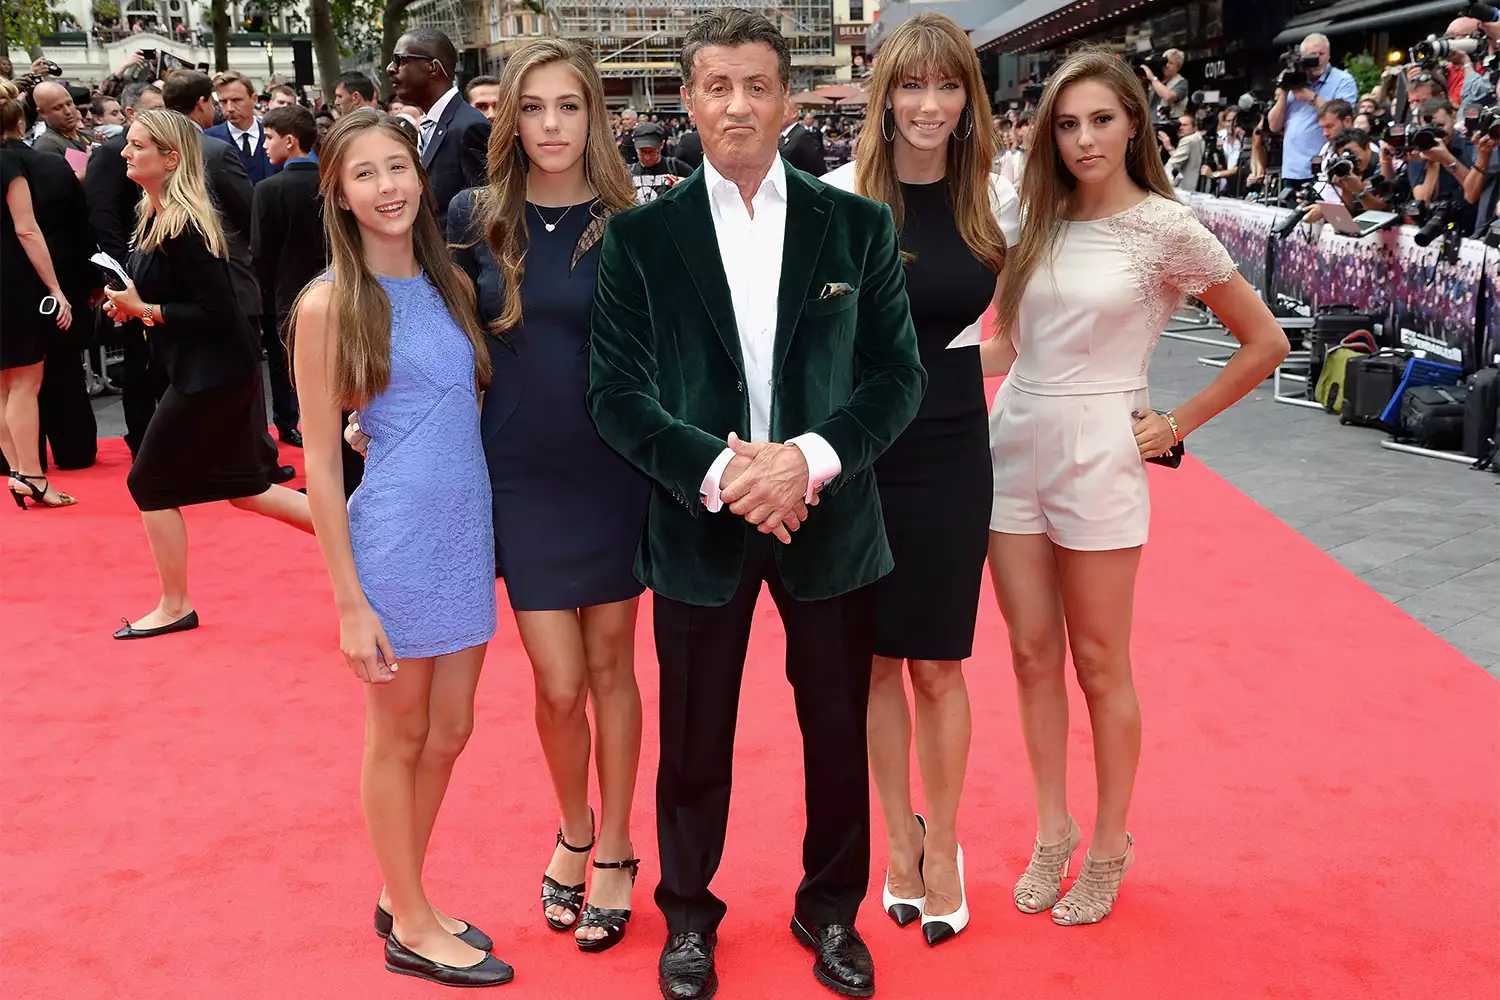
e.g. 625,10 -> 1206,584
587,9 -> 924,1000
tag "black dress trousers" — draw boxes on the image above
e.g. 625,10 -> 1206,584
652,530 -> 877,933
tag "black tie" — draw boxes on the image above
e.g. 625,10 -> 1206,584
241,132 -> 252,157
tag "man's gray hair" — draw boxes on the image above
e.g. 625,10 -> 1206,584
1302,32 -> 1331,50
120,81 -> 161,110
1164,48 -> 1185,64
680,7 -> 790,93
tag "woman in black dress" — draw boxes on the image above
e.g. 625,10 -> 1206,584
102,110 -> 312,639
825,13 -> 1018,946
1,81 -> 79,509
353,39 -> 648,952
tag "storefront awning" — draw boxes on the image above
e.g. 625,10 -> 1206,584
968,0 -> 1082,53
1272,0 -> 1470,47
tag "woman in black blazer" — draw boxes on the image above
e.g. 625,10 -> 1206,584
103,109 -> 312,640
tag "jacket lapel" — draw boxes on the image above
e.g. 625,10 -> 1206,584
663,173 -> 743,375
773,168 -> 831,376
420,99 -> 458,169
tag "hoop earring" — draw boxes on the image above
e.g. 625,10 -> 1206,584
882,106 -> 896,142
955,105 -> 973,141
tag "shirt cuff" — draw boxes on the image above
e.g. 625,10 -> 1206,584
787,433 -> 841,503
700,447 -> 735,512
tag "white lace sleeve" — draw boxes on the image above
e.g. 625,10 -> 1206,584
1164,206 -> 1237,299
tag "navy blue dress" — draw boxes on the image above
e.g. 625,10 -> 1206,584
449,191 -> 649,612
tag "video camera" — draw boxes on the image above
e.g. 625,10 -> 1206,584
1277,47 -> 1322,92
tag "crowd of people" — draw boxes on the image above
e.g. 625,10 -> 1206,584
3,8 -> 1295,998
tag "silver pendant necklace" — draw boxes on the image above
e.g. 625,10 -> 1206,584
531,202 -> 576,233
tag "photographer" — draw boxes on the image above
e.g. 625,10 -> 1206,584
1311,129 -> 1392,221
1142,49 -> 1189,119
1405,97 -> 1478,233
1166,112 -> 1205,189
1268,32 -> 1359,196
1209,108 -> 1253,197
1446,15 -> 1500,109
1463,111 -> 1500,236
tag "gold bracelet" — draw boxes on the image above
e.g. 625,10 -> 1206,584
1163,411 -> 1182,443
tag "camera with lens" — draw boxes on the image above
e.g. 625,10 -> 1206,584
1152,105 -> 1181,143
1326,149 -> 1362,179
1464,104 -> 1500,140
1413,198 -> 1460,247
1409,123 -> 1446,152
1465,2 -> 1500,22
1412,34 -> 1483,67
1277,48 -> 1321,92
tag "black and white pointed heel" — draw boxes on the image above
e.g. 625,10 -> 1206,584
921,844 -> 969,946
883,813 -> 926,927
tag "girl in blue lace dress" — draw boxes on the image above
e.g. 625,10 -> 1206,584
291,110 -> 511,988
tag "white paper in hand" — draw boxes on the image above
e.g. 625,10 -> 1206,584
90,251 -> 131,290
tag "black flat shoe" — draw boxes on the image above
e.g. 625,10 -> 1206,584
384,934 -> 513,987
791,916 -> 875,998
268,464 -> 297,485
659,931 -> 717,1000
113,610 -> 200,640
575,856 -> 640,953
375,904 -> 494,952
279,428 -> 304,448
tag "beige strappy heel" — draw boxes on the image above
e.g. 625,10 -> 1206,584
1013,815 -> 1082,914
1052,833 -> 1134,926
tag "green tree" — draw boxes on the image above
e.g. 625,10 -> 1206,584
1342,52 -> 1382,99
210,0 -> 228,71
2,0 -> 61,57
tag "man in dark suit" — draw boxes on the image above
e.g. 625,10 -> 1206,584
588,10 -> 923,1000
387,27 -> 489,231
161,69 -> 293,481
779,114 -> 826,176
204,71 -> 275,184
86,82 -> 165,456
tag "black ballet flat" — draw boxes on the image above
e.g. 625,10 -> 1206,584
575,856 -> 641,953
113,610 -> 200,640
375,904 -> 494,952
384,933 -> 514,987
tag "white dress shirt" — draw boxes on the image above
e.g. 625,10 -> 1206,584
420,85 -> 460,154
697,154 -> 841,512
226,118 -> 261,154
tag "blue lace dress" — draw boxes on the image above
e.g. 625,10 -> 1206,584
345,272 -> 497,659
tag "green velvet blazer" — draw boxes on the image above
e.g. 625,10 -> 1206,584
587,163 -> 925,607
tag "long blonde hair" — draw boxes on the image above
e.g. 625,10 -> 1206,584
470,37 -> 634,336
995,49 -> 1175,338
853,12 -> 1004,274
291,109 -> 490,408
130,109 -> 227,257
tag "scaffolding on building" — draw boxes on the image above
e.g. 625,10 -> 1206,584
405,0 -> 475,54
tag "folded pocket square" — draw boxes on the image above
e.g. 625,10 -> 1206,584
819,282 -> 856,299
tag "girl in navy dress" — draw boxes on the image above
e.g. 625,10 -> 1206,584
351,38 -> 648,952
294,111 -> 512,988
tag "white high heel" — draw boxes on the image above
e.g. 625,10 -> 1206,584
921,844 -> 968,946
882,814 -> 926,927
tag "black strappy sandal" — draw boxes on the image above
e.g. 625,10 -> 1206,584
541,808 -> 595,931
574,856 -> 641,954
9,473 -> 76,509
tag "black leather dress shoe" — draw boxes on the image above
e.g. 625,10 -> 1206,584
658,931 -> 718,1000
791,916 -> 875,998
374,903 -> 494,952
113,610 -> 200,640
384,934 -> 514,987
279,427 -> 304,448
268,464 -> 297,485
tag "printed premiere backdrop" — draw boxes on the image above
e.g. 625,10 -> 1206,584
1182,192 -> 1496,369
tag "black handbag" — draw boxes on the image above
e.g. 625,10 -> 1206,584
1144,410 -> 1184,469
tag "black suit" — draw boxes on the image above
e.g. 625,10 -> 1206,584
251,160 -> 325,329
674,129 -> 703,170
779,123 -> 826,177
420,94 -> 490,233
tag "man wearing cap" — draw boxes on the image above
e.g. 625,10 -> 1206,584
629,121 -> 692,204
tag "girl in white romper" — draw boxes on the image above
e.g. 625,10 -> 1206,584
980,51 -> 1289,926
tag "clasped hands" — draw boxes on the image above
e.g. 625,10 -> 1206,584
718,432 -> 818,545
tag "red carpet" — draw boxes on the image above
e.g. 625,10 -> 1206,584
2,436 -> 1496,1000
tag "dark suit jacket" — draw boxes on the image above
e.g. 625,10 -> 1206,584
673,129 -> 703,170
779,124 -> 826,177
131,224 -> 260,393
251,160 -> 326,327
204,121 -> 275,184
85,134 -> 137,264
587,165 -> 925,607
421,97 -> 490,232
199,131 -> 262,317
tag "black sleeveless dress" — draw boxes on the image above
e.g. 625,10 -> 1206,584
873,180 -> 996,661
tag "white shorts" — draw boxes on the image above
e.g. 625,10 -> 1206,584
988,381 -> 1151,551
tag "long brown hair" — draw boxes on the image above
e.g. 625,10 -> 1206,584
995,49 -> 1175,338
853,12 -> 1004,274
130,109 -> 228,257
471,37 -> 634,336
291,109 -> 489,407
